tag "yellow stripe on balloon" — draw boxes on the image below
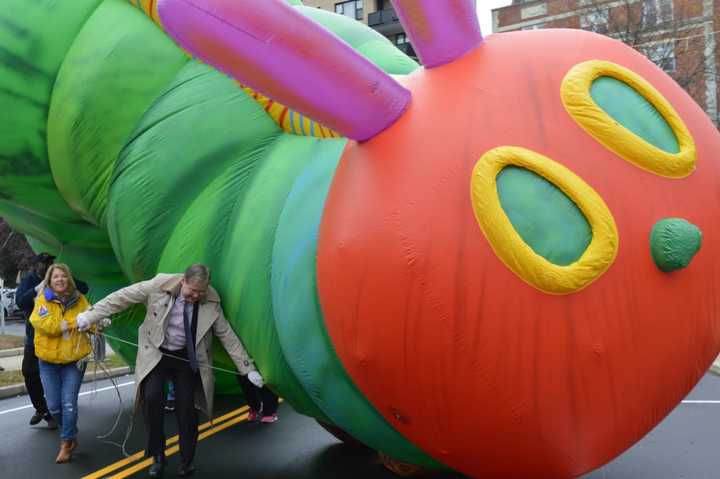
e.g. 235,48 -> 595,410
291,111 -> 302,135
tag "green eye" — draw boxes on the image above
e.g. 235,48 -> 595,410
497,166 -> 592,266
591,76 -> 679,154
562,60 -> 696,178
471,146 -> 618,295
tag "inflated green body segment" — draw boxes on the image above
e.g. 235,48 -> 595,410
0,0 -> 129,287
107,60 -> 282,282
496,166 -> 592,266
0,0 -> 101,192
650,218 -> 702,272
48,0 -> 188,226
1,201 -> 125,287
0,0 -> 102,224
151,137 -> 291,398
271,153 -> 445,467
0,199 -> 107,250
590,76 -> 680,154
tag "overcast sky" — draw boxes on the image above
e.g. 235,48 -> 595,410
477,0 -> 512,34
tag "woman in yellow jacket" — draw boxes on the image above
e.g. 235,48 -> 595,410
30,263 -> 92,464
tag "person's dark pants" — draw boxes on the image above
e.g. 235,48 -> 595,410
236,374 -> 279,415
22,344 -> 48,416
142,349 -> 199,464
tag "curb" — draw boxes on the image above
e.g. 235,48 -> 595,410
0,348 -> 24,358
0,365 -> 133,400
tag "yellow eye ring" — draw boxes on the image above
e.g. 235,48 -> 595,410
561,60 -> 696,178
470,146 -> 619,295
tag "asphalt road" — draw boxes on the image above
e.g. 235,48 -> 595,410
1,373 -> 719,478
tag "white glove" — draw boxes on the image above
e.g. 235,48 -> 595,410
247,371 -> 264,388
34,280 -> 46,294
98,317 -> 112,330
76,312 -> 92,332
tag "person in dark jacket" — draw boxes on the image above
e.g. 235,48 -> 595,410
15,253 -> 89,428
236,374 -> 279,423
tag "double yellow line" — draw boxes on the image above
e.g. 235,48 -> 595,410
82,405 -> 250,479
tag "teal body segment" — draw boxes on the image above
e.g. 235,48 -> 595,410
271,155 -> 445,467
212,135 -> 343,421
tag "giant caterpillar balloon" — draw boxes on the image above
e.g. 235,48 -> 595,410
1,0 -> 719,477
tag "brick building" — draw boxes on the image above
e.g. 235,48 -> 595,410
302,0 -> 416,59
492,0 -> 719,125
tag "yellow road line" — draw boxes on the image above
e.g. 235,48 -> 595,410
108,412 -> 250,479
82,405 -> 249,479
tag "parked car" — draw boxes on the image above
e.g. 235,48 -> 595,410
1,287 -> 19,319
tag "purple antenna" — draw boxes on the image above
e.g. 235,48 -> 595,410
391,0 -> 483,68
157,0 -> 411,141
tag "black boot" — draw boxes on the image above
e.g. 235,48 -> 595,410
177,461 -> 196,477
148,455 -> 165,478
29,411 -> 43,425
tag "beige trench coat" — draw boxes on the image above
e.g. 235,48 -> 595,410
83,273 -> 257,418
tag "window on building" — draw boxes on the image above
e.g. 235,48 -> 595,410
521,23 -> 544,31
395,33 -> 407,45
335,0 -> 364,21
643,0 -> 673,26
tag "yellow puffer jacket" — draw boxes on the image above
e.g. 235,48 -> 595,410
30,288 -> 92,364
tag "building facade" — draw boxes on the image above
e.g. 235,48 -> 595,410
302,0 -> 416,59
492,0 -> 718,125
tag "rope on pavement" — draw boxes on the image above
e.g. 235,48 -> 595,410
86,333 -> 135,457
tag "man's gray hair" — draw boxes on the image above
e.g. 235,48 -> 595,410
184,263 -> 210,284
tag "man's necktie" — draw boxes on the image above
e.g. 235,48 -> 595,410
183,302 -> 199,372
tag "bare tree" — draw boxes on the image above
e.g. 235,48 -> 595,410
0,218 -> 34,286
559,0 -> 716,122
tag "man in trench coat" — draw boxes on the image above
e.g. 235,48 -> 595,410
77,264 -> 263,477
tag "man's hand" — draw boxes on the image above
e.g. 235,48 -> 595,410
97,318 -> 112,330
247,371 -> 264,388
76,312 -> 92,332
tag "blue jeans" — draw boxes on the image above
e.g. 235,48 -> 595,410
38,360 -> 86,441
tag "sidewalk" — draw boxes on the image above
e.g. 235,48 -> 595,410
0,318 -> 25,336
0,351 -> 23,371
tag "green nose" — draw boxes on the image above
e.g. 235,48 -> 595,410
650,218 -> 702,272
